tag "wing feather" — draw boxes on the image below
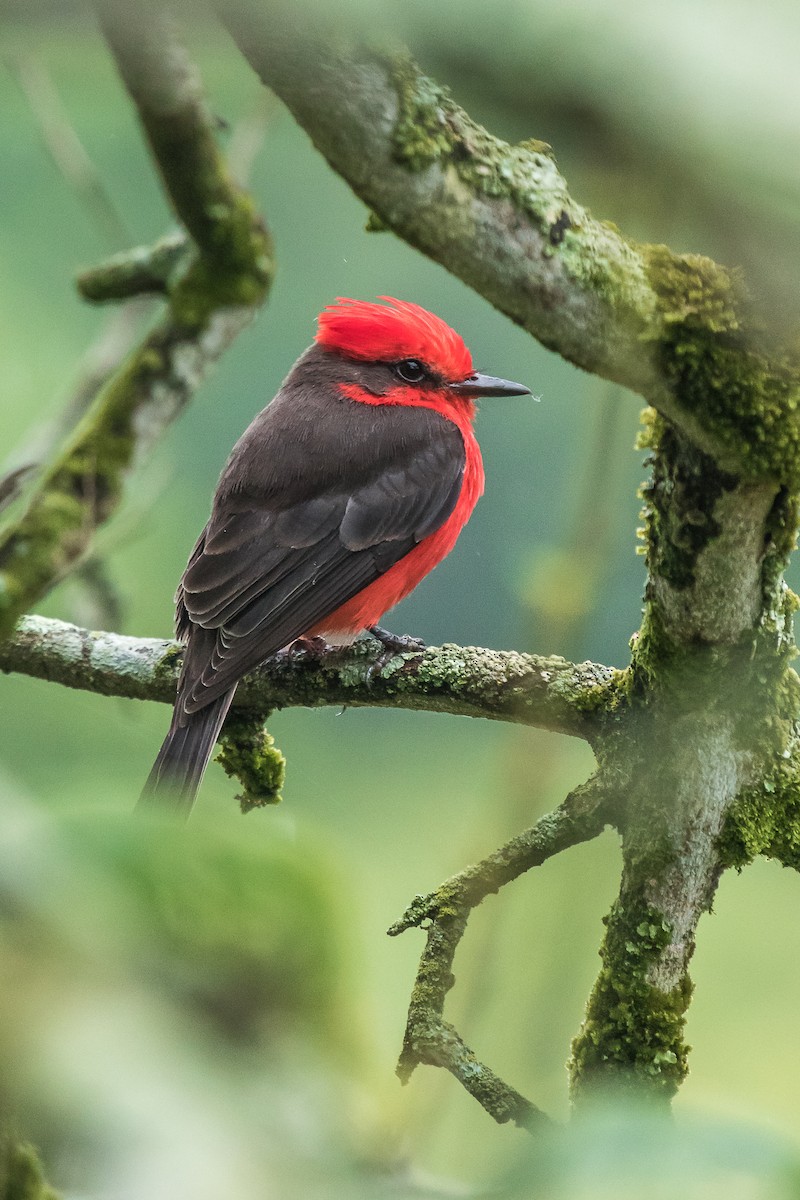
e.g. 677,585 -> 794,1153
176,399 -> 467,716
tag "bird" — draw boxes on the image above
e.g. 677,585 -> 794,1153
141,296 -> 530,815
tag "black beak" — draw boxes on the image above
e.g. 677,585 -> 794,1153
449,372 -> 531,398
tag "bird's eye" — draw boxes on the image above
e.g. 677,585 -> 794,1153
394,359 -> 427,384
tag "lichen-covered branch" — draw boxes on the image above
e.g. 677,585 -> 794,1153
389,779 -> 616,936
0,3 -> 273,639
567,414 -> 800,1102
96,1 -> 253,269
391,778 -> 614,1128
221,3 -> 659,395
398,911 -> 549,1132
0,615 -> 616,740
76,232 -> 190,302
221,4 -> 800,482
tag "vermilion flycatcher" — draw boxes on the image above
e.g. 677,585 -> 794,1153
142,297 -> 530,813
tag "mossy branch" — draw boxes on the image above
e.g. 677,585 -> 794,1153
76,232 -> 191,302
390,777 -> 614,1128
389,778 -> 616,936
221,3 -> 659,397
221,6 -> 800,482
0,615 -> 615,740
96,1 -> 255,270
0,3 -> 273,640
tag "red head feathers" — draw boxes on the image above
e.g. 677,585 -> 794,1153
315,296 -> 473,382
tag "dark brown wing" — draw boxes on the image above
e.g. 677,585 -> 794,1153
175,392 -> 466,716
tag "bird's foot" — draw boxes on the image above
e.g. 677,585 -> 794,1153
364,625 -> 426,684
273,636 -> 329,666
368,625 -> 426,655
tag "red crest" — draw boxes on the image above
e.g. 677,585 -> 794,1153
316,296 -> 473,381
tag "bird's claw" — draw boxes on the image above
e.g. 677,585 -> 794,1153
364,625 -> 426,685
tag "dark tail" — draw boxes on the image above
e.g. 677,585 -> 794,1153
137,689 -> 236,818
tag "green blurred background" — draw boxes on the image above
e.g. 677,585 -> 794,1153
3,2 -> 800,1196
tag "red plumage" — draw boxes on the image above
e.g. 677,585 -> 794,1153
141,297 -> 529,815
316,296 -> 473,381
312,297 -> 483,638
313,377 -> 484,640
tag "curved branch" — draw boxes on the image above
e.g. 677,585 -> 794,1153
76,232 -> 190,302
0,2 -> 273,640
390,776 -> 615,1129
0,615 -> 618,740
389,778 -> 616,937
221,4 -> 660,398
221,6 -> 800,483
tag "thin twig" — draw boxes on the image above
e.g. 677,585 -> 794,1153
390,777 -> 615,1128
11,51 -> 132,250
389,779 -> 615,936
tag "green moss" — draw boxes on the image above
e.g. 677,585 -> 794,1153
152,643 -> 184,695
365,211 -> 389,233
388,53 -> 454,171
634,405 -> 666,453
639,417 -> 738,592
643,245 -> 800,482
0,193 -> 273,638
630,603 -> 683,693
216,716 -> 286,813
168,195 -> 273,329
387,54 -> 570,226
566,666 -> 632,717
633,605 -> 798,748
517,137 -> 555,159
718,735 -> 800,869
569,900 -> 692,1102
410,643 -> 468,695
762,488 -> 800,604
169,223 -> 272,328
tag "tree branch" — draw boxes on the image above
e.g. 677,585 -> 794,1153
390,777 -> 615,1128
0,2 -> 273,640
76,232 -> 190,302
220,6 -> 800,483
0,615 -> 617,740
221,4 -> 659,395
96,1 -> 249,265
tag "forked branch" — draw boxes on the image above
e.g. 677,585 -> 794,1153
389,777 -> 617,1128
0,0 -> 273,639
